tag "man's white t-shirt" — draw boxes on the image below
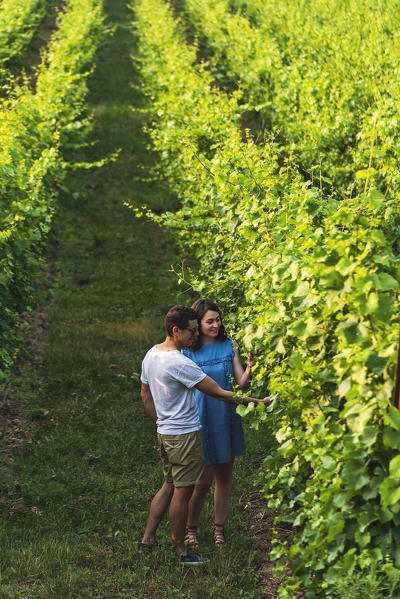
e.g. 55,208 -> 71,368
141,345 -> 206,435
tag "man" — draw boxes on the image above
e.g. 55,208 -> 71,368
138,305 -> 268,566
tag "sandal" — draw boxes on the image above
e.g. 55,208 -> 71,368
184,526 -> 199,550
213,523 -> 226,547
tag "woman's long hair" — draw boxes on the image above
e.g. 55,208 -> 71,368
190,298 -> 228,351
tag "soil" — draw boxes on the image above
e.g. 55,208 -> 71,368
19,15 -> 58,90
243,491 -> 305,598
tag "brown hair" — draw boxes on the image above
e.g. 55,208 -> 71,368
165,305 -> 198,337
190,298 -> 227,351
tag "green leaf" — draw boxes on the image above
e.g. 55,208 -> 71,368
338,378 -> 351,397
276,427 -> 290,443
359,426 -> 378,447
336,257 -> 356,276
367,189 -> 386,209
316,368 -> 336,382
369,229 -> 386,245
336,317 -> 364,344
342,460 -> 369,490
383,427 -> 400,450
321,269 -> 345,290
236,404 -> 248,417
366,352 -> 388,374
380,478 -> 400,506
236,402 -> 255,417
356,168 -> 376,179
348,405 -> 375,433
290,319 -> 307,338
354,530 -> 370,547
276,337 -> 286,354
326,518 -> 345,542
294,281 -> 310,296
366,292 -> 379,312
289,350 -> 303,370
357,511 -> 377,532
389,455 -> 400,478
385,406 -> 400,431
373,272 -> 399,291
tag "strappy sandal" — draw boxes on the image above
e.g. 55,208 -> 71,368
184,526 -> 199,550
213,523 -> 226,547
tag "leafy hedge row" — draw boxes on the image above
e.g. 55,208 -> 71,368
0,0 -> 106,381
132,0 -> 400,596
0,0 -> 56,81
174,0 -> 278,108
176,0 -> 400,199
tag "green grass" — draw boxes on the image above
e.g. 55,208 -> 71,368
0,0 -> 266,597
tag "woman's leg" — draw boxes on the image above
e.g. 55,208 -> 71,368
186,464 -> 215,527
214,458 -> 235,527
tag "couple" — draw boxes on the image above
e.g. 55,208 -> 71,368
138,300 -> 269,566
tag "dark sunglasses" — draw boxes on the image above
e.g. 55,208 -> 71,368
184,326 -> 199,335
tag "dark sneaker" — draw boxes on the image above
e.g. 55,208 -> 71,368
137,541 -> 160,553
180,549 -> 210,566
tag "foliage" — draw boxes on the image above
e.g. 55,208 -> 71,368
177,0 -> 400,198
132,0 -> 400,595
175,0 -> 279,110
0,0 -> 56,82
327,556 -> 400,599
0,0 -> 106,382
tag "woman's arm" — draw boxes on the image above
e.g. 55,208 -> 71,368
232,348 -> 254,390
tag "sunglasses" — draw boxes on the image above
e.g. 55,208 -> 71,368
184,326 -> 199,335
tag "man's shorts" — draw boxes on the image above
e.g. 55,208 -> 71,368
157,430 -> 204,487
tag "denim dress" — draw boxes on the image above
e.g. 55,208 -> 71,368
183,338 -> 245,466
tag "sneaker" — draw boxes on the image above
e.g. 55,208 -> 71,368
180,549 -> 210,566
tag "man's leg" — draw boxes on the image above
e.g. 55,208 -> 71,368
141,481 -> 174,545
163,430 -> 209,563
169,485 -> 194,555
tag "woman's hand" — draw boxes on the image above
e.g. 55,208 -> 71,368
246,352 -> 255,370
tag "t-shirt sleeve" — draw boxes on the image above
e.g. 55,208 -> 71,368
176,357 -> 206,389
140,358 -> 148,385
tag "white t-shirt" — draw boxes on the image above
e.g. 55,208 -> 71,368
141,345 -> 206,435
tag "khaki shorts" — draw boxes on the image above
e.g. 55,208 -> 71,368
157,430 -> 204,487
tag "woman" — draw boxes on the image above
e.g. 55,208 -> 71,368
183,298 -> 253,548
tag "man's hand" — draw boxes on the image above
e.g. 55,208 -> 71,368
195,376 -> 271,407
243,396 -> 271,406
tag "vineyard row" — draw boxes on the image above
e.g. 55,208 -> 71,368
132,0 -> 400,595
0,0 -> 106,381
175,0 -> 400,200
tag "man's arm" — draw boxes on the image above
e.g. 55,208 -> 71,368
195,375 -> 269,405
141,383 -> 157,422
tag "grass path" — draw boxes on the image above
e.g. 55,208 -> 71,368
0,1 -> 266,597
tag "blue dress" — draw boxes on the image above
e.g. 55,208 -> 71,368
183,338 -> 246,466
